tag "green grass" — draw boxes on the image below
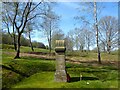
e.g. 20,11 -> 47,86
2,52 -> 14,64
20,46 -> 51,53
2,59 -> 55,88
66,51 -> 118,61
1,44 -> 51,53
12,71 -> 118,88
2,44 -> 119,88
1,44 -> 118,61
12,72 -> 66,88
2,48 -> 55,88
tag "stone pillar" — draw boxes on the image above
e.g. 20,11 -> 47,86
55,40 -> 67,82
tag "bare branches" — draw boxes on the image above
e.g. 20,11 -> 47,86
18,3 -> 29,29
99,16 -> 118,53
2,2 -> 42,58
14,2 -> 19,31
27,13 -> 43,21
29,2 -> 42,13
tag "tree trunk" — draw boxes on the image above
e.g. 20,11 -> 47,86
94,2 -> 101,64
103,44 -> 106,52
13,42 -> 17,51
13,34 -> 17,51
49,22 -> 52,55
14,34 -> 21,59
29,38 -> 34,52
87,38 -> 90,52
48,37 -> 51,55
28,31 -> 34,51
7,24 -> 17,51
49,32 -> 51,54
49,37 -> 51,55
107,39 -> 111,54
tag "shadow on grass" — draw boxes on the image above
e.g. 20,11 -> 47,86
2,64 -> 29,77
70,76 -> 99,82
21,56 -> 55,61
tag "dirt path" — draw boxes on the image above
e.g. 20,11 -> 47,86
21,52 -> 55,60
3,51 -> 119,67
22,52 -> 119,67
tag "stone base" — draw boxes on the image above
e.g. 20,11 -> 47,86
55,70 -> 67,82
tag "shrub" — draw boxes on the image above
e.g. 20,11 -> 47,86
2,44 -> 14,49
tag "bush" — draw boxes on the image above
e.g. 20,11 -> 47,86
2,33 -> 13,45
32,41 -> 46,49
2,44 -> 14,49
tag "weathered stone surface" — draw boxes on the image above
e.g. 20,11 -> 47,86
55,40 -> 67,82
55,70 -> 67,82
55,40 -> 66,54
56,55 -> 66,70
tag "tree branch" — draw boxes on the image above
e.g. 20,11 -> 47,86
20,3 -> 32,34
29,2 -> 42,13
13,3 -> 19,31
27,13 -> 44,21
18,3 -> 29,29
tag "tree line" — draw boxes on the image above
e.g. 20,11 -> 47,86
2,2 -> 118,64
1,32 -> 46,49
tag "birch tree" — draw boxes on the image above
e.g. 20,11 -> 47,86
93,2 -> 101,63
75,2 -> 103,63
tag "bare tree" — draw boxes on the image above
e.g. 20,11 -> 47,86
25,21 -> 34,51
73,28 -> 80,50
94,2 -> 101,64
75,2 -> 103,63
64,36 -> 74,51
67,30 -> 75,51
68,28 -> 80,50
68,28 -> 86,51
2,3 -> 17,50
40,4 -> 59,54
3,2 -> 43,59
83,28 -> 95,51
99,16 -> 118,53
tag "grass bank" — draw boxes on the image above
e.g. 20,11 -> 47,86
1,44 -> 119,88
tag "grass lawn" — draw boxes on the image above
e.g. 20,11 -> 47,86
1,44 -> 119,88
12,72 -> 118,88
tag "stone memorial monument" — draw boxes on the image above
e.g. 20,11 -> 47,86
55,40 -> 67,82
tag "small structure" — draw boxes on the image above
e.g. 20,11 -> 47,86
55,40 -> 67,82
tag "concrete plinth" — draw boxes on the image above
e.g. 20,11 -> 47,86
55,54 -> 67,82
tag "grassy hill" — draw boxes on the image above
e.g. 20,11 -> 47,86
1,44 -> 119,88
